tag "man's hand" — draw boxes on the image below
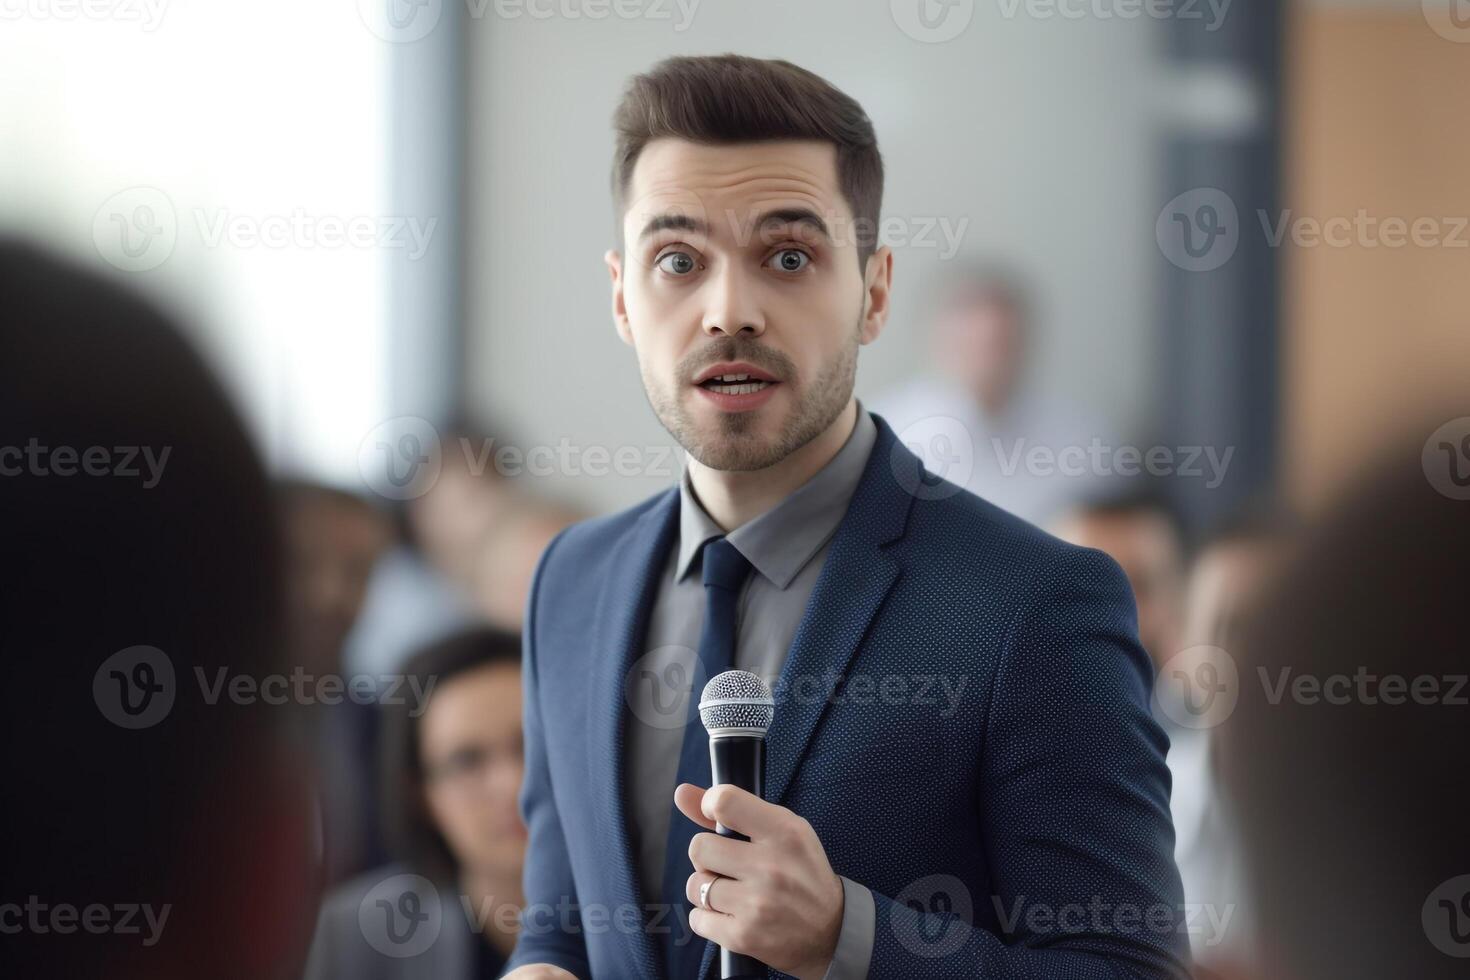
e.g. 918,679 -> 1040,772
676,782 -> 844,980
499,966 -> 577,980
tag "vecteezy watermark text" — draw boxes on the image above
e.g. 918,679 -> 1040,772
0,897 -> 170,947
94,645 -> 439,730
0,440 -> 170,489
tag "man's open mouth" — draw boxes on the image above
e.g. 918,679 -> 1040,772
697,373 -> 775,395
692,361 -> 780,397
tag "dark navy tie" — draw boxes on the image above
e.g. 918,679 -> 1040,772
659,536 -> 753,980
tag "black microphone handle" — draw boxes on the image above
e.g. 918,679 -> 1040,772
708,734 -> 767,980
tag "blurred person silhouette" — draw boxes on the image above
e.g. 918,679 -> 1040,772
279,480 -> 394,884
1213,445 -> 1468,979
406,424 -> 580,631
304,626 -> 527,979
1167,505 -> 1292,968
1049,484 -> 1187,668
872,262 -> 1094,524
0,241 -> 316,979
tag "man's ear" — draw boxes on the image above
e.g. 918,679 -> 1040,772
859,245 -> 893,345
605,248 -> 634,346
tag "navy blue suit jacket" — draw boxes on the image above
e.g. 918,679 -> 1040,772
506,413 -> 1189,979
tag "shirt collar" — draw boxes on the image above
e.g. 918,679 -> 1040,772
675,401 -> 878,590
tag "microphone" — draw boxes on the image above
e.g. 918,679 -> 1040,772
698,670 -> 774,980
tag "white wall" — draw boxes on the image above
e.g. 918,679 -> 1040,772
0,1 -> 393,488
466,0 -> 1165,513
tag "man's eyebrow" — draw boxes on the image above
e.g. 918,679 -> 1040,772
638,212 -> 708,242
756,207 -> 832,240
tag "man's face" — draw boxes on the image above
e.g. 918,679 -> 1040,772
1052,509 -> 1183,669
606,138 -> 890,471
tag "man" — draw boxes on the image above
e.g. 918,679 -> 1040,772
504,56 -> 1187,980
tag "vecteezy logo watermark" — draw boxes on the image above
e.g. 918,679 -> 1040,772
1257,666 -> 1468,708
1153,645 -> 1239,730
194,667 -> 438,715
625,646 -> 702,731
93,188 -> 439,272
93,646 -> 439,729
0,0 -> 169,30
0,440 -> 172,488
1424,875 -> 1470,957
359,874 -> 443,958
0,897 -> 171,946
1422,417 -> 1470,501
357,0 -> 700,41
358,0 -> 444,41
993,438 -> 1234,488
992,896 -> 1234,948
1160,188 -> 1470,271
994,0 -> 1232,30
358,419 -> 685,500
775,671 -> 970,717
891,874 -> 973,957
720,207 -> 970,261
1258,209 -> 1470,250
358,416 -> 443,501
93,187 -> 178,273
892,415 -> 975,501
192,209 -> 437,260
892,417 -> 1235,499
890,0 -> 975,43
1422,0 -> 1470,44
1156,187 -> 1240,272
93,646 -> 176,730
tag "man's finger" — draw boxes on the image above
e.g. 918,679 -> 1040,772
689,907 -> 745,953
687,830 -> 749,877
699,782 -> 789,839
673,782 -> 717,831
685,870 -> 753,916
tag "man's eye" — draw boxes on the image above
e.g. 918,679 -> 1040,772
656,251 -> 699,276
767,248 -> 810,273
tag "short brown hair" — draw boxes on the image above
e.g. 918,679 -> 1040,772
611,54 -> 884,265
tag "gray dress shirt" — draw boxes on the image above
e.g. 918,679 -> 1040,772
624,404 -> 878,980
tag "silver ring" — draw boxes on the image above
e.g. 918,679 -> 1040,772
698,877 -> 719,912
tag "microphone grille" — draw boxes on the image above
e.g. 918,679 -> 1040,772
698,670 -> 774,735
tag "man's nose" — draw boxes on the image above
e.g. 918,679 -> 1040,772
700,264 -> 765,338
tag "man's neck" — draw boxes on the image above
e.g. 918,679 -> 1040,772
688,399 -> 858,532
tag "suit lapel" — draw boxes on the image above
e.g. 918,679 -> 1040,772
763,415 -> 918,807
585,487 -> 680,980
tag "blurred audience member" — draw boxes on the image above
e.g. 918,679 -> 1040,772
1182,504 -> 1290,650
0,241 -> 315,979
279,481 -> 393,884
407,426 -> 580,630
304,627 -> 527,979
280,481 -> 391,676
1217,446 -> 1467,979
1168,505 -> 1291,969
1050,485 -> 1186,667
872,262 -> 1094,523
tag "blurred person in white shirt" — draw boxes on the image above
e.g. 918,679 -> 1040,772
871,264 -> 1094,524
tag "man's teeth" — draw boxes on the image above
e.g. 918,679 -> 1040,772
703,374 -> 771,395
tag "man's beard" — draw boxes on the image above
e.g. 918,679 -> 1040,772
642,324 -> 860,472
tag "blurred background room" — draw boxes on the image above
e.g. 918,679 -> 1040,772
2,1 -> 1466,977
